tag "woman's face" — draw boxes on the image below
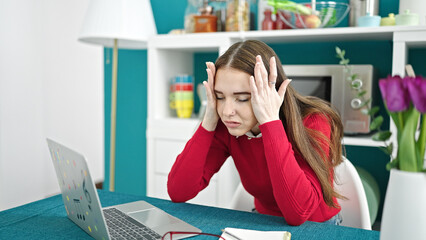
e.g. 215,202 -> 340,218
214,67 -> 260,136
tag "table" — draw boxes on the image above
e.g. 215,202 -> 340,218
0,190 -> 380,239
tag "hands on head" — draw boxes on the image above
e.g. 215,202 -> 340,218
201,56 -> 292,132
201,62 -> 219,131
250,55 -> 291,125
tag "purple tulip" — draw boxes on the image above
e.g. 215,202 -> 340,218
379,75 -> 411,112
405,76 -> 426,113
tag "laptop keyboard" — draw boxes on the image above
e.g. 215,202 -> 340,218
103,208 -> 162,240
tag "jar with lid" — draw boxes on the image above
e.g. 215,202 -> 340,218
225,0 -> 250,31
194,0 -> 218,32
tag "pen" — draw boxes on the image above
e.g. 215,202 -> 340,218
221,229 -> 243,240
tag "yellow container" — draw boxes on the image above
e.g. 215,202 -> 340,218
170,99 -> 194,118
380,13 -> 396,26
169,99 -> 194,109
177,108 -> 193,118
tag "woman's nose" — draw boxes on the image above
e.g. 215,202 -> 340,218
222,100 -> 235,116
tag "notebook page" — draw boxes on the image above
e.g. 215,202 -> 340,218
221,227 -> 291,240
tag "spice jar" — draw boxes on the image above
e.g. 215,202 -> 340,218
194,0 -> 218,32
194,15 -> 218,32
226,0 -> 250,31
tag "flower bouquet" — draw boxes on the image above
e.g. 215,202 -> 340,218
379,74 -> 426,172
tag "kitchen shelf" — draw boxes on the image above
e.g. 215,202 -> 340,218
150,25 -> 426,48
343,135 -> 386,147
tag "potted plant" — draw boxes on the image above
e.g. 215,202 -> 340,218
336,47 -> 426,239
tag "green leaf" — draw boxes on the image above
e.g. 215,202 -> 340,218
372,131 -> 392,141
399,108 -> 420,172
368,106 -> 380,116
417,113 -> 426,164
339,59 -> 349,65
378,143 -> 393,157
357,90 -> 367,98
351,74 -> 359,81
387,142 -> 394,155
359,98 -> 371,108
386,158 -> 399,171
370,116 -> 383,130
378,146 -> 390,155
351,81 -> 361,89
336,47 -> 341,55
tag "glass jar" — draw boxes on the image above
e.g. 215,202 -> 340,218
226,0 -> 250,31
185,0 -> 203,33
210,0 -> 227,31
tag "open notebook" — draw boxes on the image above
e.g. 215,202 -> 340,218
221,227 -> 291,240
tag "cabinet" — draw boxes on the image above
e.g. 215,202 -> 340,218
147,25 -> 426,208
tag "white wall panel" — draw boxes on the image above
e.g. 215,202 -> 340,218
0,0 -> 104,210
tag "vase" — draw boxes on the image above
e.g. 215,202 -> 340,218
380,169 -> 426,240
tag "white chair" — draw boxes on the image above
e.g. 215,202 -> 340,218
229,183 -> 254,212
229,156 -> 371,229
335,156 -> 371,230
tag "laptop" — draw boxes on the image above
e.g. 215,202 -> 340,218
47,138 -> 201,240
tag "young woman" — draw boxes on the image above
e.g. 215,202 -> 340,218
167,40 -> 344,226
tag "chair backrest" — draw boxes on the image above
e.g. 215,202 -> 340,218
229,182 -> 254,212
334,156 -> 371,230
229,156 -> 371,230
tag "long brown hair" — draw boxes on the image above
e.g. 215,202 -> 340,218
214,40 -> 345,207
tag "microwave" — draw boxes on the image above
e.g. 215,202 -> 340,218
283,65 -> 374,135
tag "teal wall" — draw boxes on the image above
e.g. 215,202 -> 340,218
104,49 -> 148,195
104,0 -> 425,222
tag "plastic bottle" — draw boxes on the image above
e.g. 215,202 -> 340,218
262,9 -> 275,30
275,11 -> 291,29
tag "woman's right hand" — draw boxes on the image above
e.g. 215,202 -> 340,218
201,62 -> 219,131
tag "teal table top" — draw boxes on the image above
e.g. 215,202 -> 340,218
0,190 -> 380,239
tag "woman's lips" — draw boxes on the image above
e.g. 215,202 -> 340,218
224,121 -> 241,128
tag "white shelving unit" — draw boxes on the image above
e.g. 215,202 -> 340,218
147,25 -> 426,208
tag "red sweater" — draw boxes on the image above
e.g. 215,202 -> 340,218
167,114 -> 340,226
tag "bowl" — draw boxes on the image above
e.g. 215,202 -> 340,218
273,1 -> 350,29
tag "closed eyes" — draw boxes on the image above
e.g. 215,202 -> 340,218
215,96 -> 250,102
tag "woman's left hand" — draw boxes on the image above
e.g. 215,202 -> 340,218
249,55 -> 291,125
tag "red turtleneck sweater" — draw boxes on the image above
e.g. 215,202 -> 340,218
167,114 -> 340,226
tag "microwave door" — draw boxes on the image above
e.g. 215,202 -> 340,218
289,76 -> 332,102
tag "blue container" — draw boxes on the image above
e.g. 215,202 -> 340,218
357,15 -> 381,27
172,75 -> 193,84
